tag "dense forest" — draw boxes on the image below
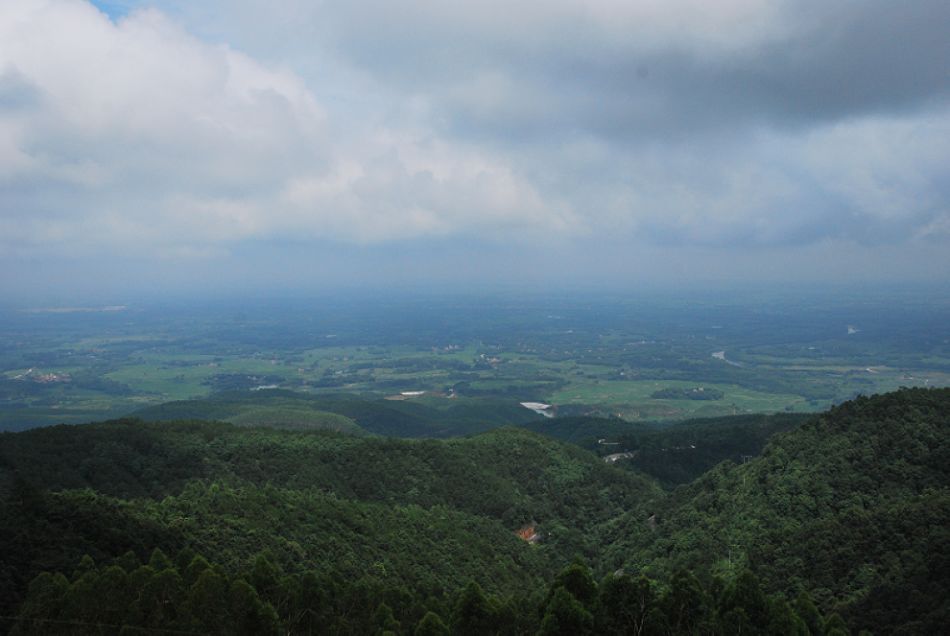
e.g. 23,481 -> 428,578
1,388 -> 947,634
519,412 -> 808,487
609,389 -> 950,633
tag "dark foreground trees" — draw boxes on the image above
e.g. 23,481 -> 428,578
11,555 -> 841,635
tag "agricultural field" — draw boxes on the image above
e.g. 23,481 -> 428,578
1,287 -> 949,431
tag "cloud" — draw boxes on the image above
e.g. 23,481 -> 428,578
148,0 -> 950,250
1,0 -> 568,258
0,0 -> 322,251
1,0 -> 949,292
227,0 -> 949,137
278,133 -> 580,242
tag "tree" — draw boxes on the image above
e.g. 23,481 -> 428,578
12,572 -> 69,634
147,548 -> 172,572
719,570 -> 769,629
71,554 -> 95,581
183,554 -> 212,585
249,553 -> 281,603
414,611 -> 450,636
766,597 -> 809,635
183,568 -> 230,633
373,602 -> 401,635
794,591 -> 825,636
452,581 -> 498,636
665,569 -> 712,633
824,613 -> 850,636
538,587 -> 594,636
131,568 -> 184,629
596,574 -> 656,635
229,579 -> 280,636
283,571 -> 332,634
548,563 -> 598,610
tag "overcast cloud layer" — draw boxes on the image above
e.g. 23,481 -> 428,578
1,0 -> 949,298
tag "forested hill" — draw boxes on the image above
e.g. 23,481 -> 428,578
609,387 -> 950,634
0,421 -> 658,519
0,422 -> 660,633
0,388 -> 948,634
130,390 -> 544,438
519,412 -> 808,487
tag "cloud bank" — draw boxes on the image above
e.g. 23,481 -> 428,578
1,0 -> 948,294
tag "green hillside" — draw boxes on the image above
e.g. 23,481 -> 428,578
521,413 -> 808,486
609,387 -> 950,633
131,390 -> 543,437
1,388 -> 948,633
0,420 -> 660,632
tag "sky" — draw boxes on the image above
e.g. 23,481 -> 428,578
1,0 -> 949,301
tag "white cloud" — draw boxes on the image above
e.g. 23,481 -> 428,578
0,0 -> 582,257
0,1 -> 320,247
279,132 -> 580,243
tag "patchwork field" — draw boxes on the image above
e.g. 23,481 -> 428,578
2,290 -> 948,430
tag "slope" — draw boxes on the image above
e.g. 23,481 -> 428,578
0,420 -> 661,624
520,412 -> 808,486
607,387 -> 950,633
131,390 -> 543,437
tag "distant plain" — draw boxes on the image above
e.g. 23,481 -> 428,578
2,287 -> 948,431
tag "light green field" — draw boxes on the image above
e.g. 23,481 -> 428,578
66,344 -> 950,426
5,302 -> 948,432
104,365 -> 216,400
226,407 -> 363,434
548,379 -> 810,420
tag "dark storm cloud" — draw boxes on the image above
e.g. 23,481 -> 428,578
720,0 -> 950,123
308,0 -> 950,141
